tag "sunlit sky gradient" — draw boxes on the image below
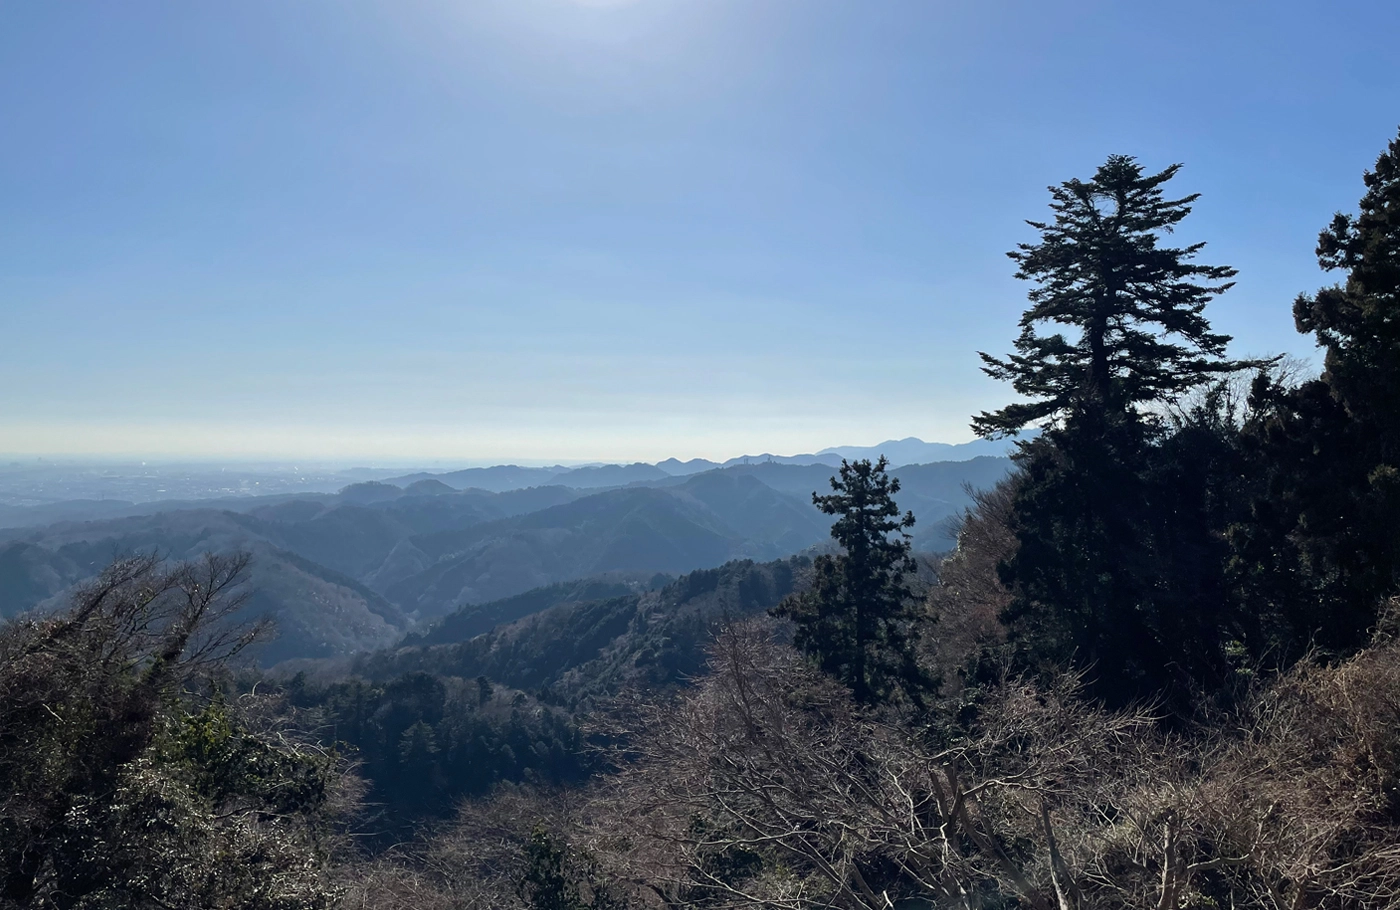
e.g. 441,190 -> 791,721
4,0 -> 1399,463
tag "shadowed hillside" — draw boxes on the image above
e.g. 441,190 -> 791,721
0,510 -> 409,663
403,572 -> 670,647
347,556 -> 812,708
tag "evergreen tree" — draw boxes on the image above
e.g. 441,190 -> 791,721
975,156 -> 1254,707
1296,128 -> 1400,445
974,155 -> 1248,440
518,826 -> 628,910
773,457 -> 930,705
520,827 -> 582,910
1239,127 -> 1400,655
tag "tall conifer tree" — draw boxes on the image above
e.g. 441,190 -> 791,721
773,457 -> 930,705
974,155 -> 1245,439
976,156 -> 1252,706
1240,128 -> 1400,656
1295,129 -> 1400,445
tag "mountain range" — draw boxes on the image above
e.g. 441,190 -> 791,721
382,436 -> 1017,493
0,453 -> 1011,664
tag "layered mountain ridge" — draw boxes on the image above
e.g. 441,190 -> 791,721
0,453 -> 1011,665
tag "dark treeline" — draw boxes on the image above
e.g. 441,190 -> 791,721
972,143 -> 1400,715
281,671 -> 585,828
4,132 -> 1400,909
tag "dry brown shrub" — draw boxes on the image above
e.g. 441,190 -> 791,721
581,612 -> 1400,910
922,476 -> 1018,693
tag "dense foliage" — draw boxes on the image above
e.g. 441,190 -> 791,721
0,554 -> 350,909
283,670 -> 584,825
349,557 -> 807,706
973,154 -> 1293,708
256,557 -> 810,830
1234,131 -> 1400,662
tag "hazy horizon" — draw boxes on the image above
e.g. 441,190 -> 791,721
0,432 -> 1007,470
0,424 -> 995,464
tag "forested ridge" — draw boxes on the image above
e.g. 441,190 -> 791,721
0,457 -> 1002,663
6,133 -> 1400,909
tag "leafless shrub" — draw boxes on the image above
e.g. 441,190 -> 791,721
587,619 -> 1150,909
583,615 -> 1400,910
923,477 -> 1019,694
341,784 -> 588,910
1204,631 -> 1400,909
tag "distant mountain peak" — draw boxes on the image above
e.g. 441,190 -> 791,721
404,478 -> 455,496
374,437 -> 1022,497
815,436 -> 1018,464
338,481 -> 405,503
656,457 -> 721,476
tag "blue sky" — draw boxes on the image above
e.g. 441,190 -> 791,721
3,0 -> 1399,463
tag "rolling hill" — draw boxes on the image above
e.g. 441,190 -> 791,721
0,510 -> 409,663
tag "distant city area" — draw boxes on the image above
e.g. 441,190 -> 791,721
0,460 -> 405,507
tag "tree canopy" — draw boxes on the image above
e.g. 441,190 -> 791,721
1295,129 -> 1400,440
1236,127 -> 1400,656
971,156 -> 1262,706
974,155 -> 1248,440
